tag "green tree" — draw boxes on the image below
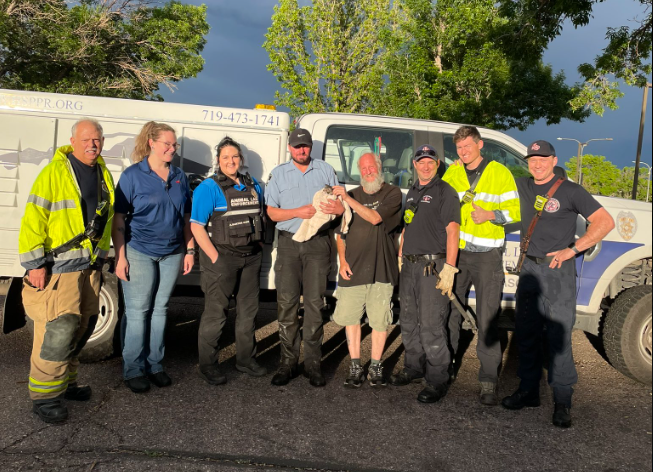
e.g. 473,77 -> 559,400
263,0 -> 392,118
498,0 -> 652,116
616,167 -> 651,201
0,0 -> 209,100
264,0 -> 588,129
565,154 -> 621,196
375,0 -> 588,130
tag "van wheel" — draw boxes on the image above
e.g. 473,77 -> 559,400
79,271 -> 122,362
26,271 -> 123,362
603,285 -> 652,385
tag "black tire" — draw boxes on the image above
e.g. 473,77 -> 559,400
603,285 -> 652,385
79,270 -> 121,362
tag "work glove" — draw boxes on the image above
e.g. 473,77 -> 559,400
435,263 -> 459,298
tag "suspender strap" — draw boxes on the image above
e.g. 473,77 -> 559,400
513,177 -> 566,273
460,159 -> 488,207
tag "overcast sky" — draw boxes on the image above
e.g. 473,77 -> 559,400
160,0 -> 652,171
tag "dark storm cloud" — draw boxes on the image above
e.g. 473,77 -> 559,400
163,1 -> 651,169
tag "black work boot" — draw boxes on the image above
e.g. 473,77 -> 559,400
236,359 -> 268,377
33,399 -> 68,424
271,364 -> 298,386
389,369 -> 424,387
417,383 -> 449,404
64,384 -> 92,401
552,403 -> 572,428
304,363 -> 326,388
125,376 -> 151,393
148,372 -> 172,388
198,366 -> 227,386
501,389 -> 541,410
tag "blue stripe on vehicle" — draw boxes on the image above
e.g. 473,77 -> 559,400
466,241 -> 642,307
575,240 -> 643,306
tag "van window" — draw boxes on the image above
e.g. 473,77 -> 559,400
443,134 -> 530,178
323,125 -> 414,189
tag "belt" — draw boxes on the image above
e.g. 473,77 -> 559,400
278,229 -> 329,239
526,255 -> 555,265
403,254 -> 446,263
218,247 -> 260,258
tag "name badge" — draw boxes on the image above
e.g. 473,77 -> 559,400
534,195 -> 548,211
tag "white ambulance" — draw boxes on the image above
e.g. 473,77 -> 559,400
1,90 -> 650,385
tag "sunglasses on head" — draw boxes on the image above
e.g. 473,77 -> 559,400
415,149 -> 437,158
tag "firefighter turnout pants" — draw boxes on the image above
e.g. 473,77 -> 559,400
22,269 -> 101,400
449,249 -> 504,383
399,257 -> 451,387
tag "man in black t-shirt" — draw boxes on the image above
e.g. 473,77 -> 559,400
388,145 -> 461,404
502,140 -> 615,428
332,153 -> 403,389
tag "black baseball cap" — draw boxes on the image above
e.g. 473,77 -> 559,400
288,128 -> 313,147
525,140 -> 556,158
414,144 -> 438,161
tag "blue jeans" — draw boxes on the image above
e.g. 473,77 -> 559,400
120,244 -> 183,380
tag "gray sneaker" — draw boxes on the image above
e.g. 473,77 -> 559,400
480,381 -> 498,406
344,364 -> 365,388
367,364 -> 386,387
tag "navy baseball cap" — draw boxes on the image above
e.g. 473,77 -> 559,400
525,140 -> 556,158
414,144 -> 438,161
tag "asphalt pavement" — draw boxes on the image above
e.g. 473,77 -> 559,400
0,289 -> 651,472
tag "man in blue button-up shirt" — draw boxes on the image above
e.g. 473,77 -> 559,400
266,128 -> 343,387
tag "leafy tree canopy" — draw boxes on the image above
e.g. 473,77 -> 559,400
0,0 -> 209,100
499,0 -> 652,115
565,154 -> 651,201
265,0 -> 588,130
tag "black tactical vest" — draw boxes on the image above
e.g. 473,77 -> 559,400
207,172 -> 263,248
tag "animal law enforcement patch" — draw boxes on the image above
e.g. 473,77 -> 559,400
617,211 -> 637,241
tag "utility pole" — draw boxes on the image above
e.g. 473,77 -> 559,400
632,83 -> 652,200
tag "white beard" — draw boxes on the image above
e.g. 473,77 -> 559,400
361,174 -> 384,194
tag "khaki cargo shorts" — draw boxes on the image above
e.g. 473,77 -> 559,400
333,283 -> 394,332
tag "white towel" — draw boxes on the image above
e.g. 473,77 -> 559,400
293,186 -> 352,242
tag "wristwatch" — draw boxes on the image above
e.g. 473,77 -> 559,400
186,248 -> 196,255
570,244 -> 580,254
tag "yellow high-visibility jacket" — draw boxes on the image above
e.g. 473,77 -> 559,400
443,160 -> 520,249
18,145 -> 115,273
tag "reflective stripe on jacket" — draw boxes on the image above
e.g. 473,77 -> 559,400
443,160 -> 520,249
18,145 -> 115,273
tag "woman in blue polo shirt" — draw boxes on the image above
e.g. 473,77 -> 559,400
190,136 -> 266,386
112,121 -> 195,394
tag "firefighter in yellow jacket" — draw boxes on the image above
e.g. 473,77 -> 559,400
442,125 -> 520,405
18,119 -> 115,424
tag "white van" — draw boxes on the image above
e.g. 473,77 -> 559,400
1,91 -> 651,385
0,88 -> 290,360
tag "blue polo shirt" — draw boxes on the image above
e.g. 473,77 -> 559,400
114,158 -> 191,257
190,175 -> 263,225
266,159 -> 339,233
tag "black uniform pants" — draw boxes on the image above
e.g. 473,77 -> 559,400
399,257 -> 451,387
198,250 -> 261,368
449,249 -> 504,383
515,257 -> 578,407
275,232 -> 331,368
